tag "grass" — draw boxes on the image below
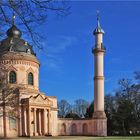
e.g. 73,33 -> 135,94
1,136 -> 140,140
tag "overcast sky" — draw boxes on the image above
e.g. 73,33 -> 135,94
35,1 -> 140,103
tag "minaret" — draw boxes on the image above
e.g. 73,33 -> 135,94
92,13 -> 106,119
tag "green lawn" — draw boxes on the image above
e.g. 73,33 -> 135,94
2,136 -> 140,140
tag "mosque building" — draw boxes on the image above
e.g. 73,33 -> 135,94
0,15 -> 107,137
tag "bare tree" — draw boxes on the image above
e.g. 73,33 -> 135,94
134,71 -> 140,83
58,99 -> 72,118
0,67 -> 20,137
117,78 -> 133,101
73,99 -> 89,118
0,0 -> 70,49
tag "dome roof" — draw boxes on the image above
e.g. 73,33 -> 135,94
93,26 -> 105,35
0,25 -> 36,56
7,25 -> 22,38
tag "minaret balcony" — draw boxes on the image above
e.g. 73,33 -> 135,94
92,44 -> 106,54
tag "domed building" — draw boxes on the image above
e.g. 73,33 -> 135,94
0,22 -> 58,137
0,16 -> 107,138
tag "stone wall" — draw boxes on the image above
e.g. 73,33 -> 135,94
57,118 -> 107,136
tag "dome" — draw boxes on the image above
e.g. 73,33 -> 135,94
93,26 -> 105,35
7,25 -> 22,38
0,25 -> 36,56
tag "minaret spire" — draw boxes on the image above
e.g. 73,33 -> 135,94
93,11 -> 104,35
97,10 -> 100,27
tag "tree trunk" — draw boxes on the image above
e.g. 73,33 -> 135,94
122,120 -> 126,136
2,90 -> 6,137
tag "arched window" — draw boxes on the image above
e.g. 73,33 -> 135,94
82,123 -> 88,135
61,123 -> 66,135
71,123 -> 77,135
28,72 -> 33,85
9,71 -> 16,83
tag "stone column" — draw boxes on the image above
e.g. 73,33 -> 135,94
24,108 -> 27,136
38,109 -> 42,135
48,109 -> 51,135
21,107 -> 24,136
44,109 -> 47,135
19,107 -> 22,136
46,110 -> 48,134
28,107 -> 32,136
34,108 -> 37,136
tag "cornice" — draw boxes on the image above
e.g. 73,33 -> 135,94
0,52 -> 39,66
92,48 -> 105,55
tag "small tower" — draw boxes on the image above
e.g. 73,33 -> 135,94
92,13 -> 107,136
